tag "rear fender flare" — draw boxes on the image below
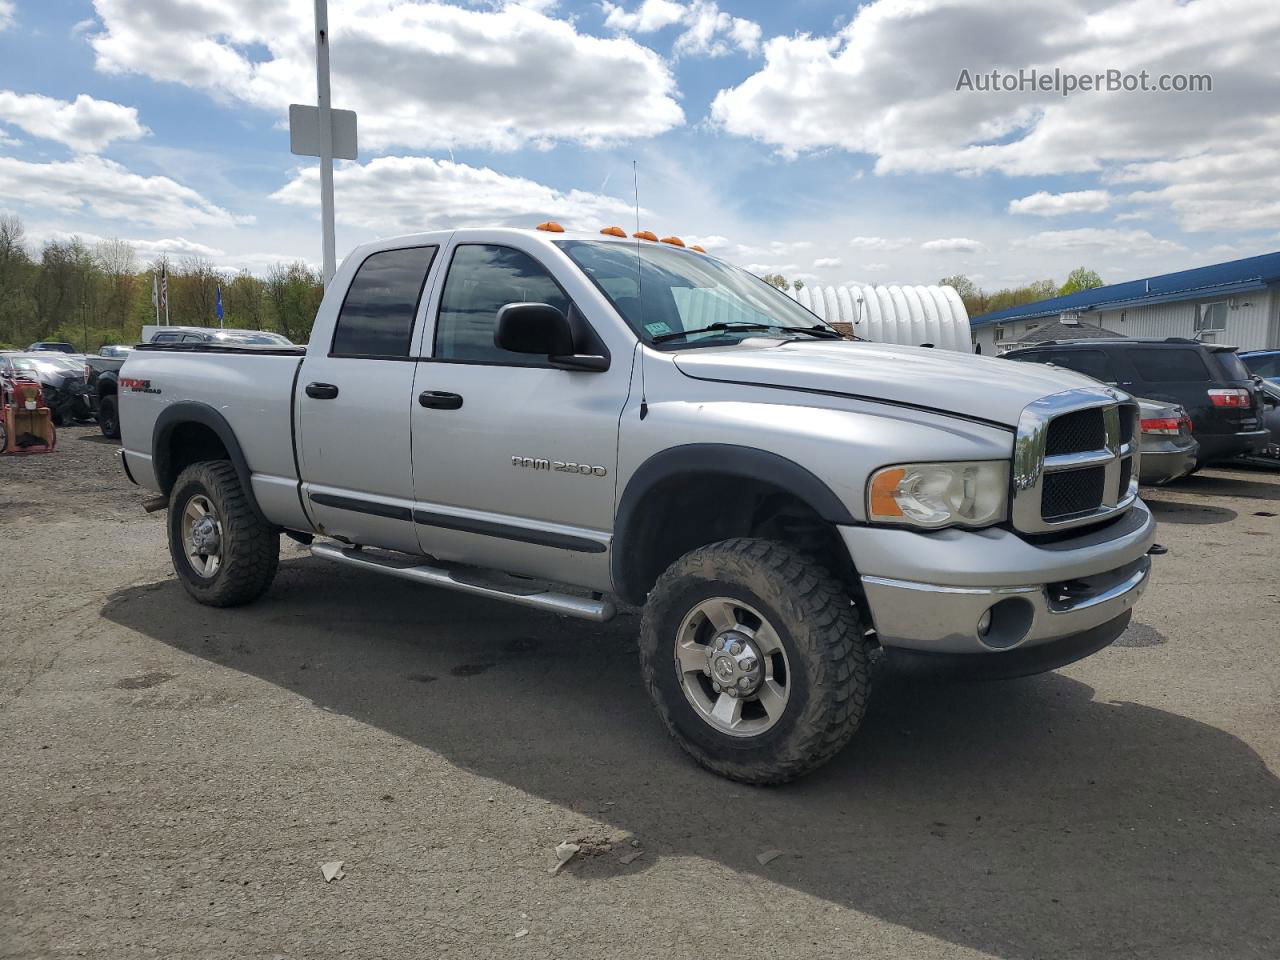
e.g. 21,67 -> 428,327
152,402 -> 268,524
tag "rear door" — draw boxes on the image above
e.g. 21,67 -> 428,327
296,244 -> 440,552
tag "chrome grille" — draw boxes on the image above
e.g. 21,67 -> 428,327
1044,408 -> 1106,457
1042,466 -> 1106,520
1012,388 -> 1140,533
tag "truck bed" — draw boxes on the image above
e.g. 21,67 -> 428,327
119,347 -> 309,530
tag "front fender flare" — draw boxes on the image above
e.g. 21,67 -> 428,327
611,443 -> 856,604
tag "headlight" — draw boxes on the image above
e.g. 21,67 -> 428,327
867,460 -> 1008,529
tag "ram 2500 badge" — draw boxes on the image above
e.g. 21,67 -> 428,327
118,226 -> 1157,783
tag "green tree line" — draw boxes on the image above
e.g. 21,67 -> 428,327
941,267 -> 1103,318
0,214 -> 323,351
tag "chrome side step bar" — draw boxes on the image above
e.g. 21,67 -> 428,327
310,541 -> 616,622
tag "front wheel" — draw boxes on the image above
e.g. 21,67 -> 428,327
167,461 -> 279,607
639,538 -> 869,784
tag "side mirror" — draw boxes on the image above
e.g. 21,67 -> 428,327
495,302 -> 575,356
494,302 -> 609,372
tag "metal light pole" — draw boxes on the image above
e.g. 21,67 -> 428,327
290,1 -> 356,286
314,0 -> 336,286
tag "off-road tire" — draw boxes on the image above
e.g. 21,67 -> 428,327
639,538 -> 869,784
167,461 -> 279,607
98,395 -> 120,439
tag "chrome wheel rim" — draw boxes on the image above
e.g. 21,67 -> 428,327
181,494 -> 222,578
674,597 -> 791,738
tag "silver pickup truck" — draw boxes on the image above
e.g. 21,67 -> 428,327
119,227 -> 1156,783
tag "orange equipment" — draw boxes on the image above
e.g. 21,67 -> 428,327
1,375 -> 56,454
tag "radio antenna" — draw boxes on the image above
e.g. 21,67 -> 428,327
633,159 -> 648,417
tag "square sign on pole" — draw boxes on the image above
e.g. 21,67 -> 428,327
289,104 -> 358,161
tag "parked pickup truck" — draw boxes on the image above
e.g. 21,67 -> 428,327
119,227 -> 1157,783
86,349 -> 131,438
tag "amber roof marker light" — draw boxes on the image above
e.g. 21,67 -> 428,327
632,230 -> 658,241
690,244 -> 706,253
600,226 -> 627,237
536,221 -> 565,233
659,236 -> 685,247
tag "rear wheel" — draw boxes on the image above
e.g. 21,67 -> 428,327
98,394 -> 120,439
639,538 -> 869,784
167,461 -> 279,607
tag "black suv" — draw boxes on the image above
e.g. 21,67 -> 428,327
1003,337 -> 1268,466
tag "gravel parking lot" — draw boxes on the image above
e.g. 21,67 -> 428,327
2,425 -> 1278,959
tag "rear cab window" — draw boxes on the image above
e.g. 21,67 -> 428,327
331,246 -> 438,358
1127,348 -> 1210,382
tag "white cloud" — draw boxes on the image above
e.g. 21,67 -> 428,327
271,155 -> 635,233
602,0 -> 685,32
1022,228 -> 1184,256
921,237 -> 984,254
22,227 -> 226,260
743,262 -> 798,275
862,262 -> 890,272
684,233 -> 731,251
0,0 -> 13,30
849,235 -> 910,250
603,0 -> 760,57
130,237 -> 227,258
0,90 -> 148,153
813,256 -> 842,268
710,0 -> 1280,231
1009,189 -> 1111,216
1113,149 -> 1280,232
0,155 -> 249,230
90,0 -> 683,151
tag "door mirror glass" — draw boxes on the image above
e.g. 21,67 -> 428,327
494,302 -> 575,356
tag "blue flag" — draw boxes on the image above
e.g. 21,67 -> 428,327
215,284 -> 224,324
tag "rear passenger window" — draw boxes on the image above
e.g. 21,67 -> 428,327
331,246 -> 437,358
1128,348 -> 1210,382
435,245 -> 570,363
1042,349 -> 1116,382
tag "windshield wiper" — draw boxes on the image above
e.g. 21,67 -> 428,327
651,322 -> 776,343
789,324 -> 844,340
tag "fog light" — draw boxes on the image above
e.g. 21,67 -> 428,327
977,609 -> 993,636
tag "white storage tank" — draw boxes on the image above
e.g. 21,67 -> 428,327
789,284 -> 972,352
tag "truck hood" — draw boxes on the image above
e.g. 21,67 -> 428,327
671,339 -> 1108,427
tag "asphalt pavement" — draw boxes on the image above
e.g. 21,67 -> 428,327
2,425 -> 1277,959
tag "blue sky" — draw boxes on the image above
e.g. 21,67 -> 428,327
1,0 -> 1277,289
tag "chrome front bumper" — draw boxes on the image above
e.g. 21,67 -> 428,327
842,498 -> 1156,660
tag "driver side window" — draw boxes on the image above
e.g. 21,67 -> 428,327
434,245 -> 570,364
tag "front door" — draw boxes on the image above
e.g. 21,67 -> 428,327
409,241 -> 633,591
296,244 -> 439,552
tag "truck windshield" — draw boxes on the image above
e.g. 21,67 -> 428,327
558,240 -> 835,347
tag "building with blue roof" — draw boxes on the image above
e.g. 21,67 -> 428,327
970,251 -> 1280,355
